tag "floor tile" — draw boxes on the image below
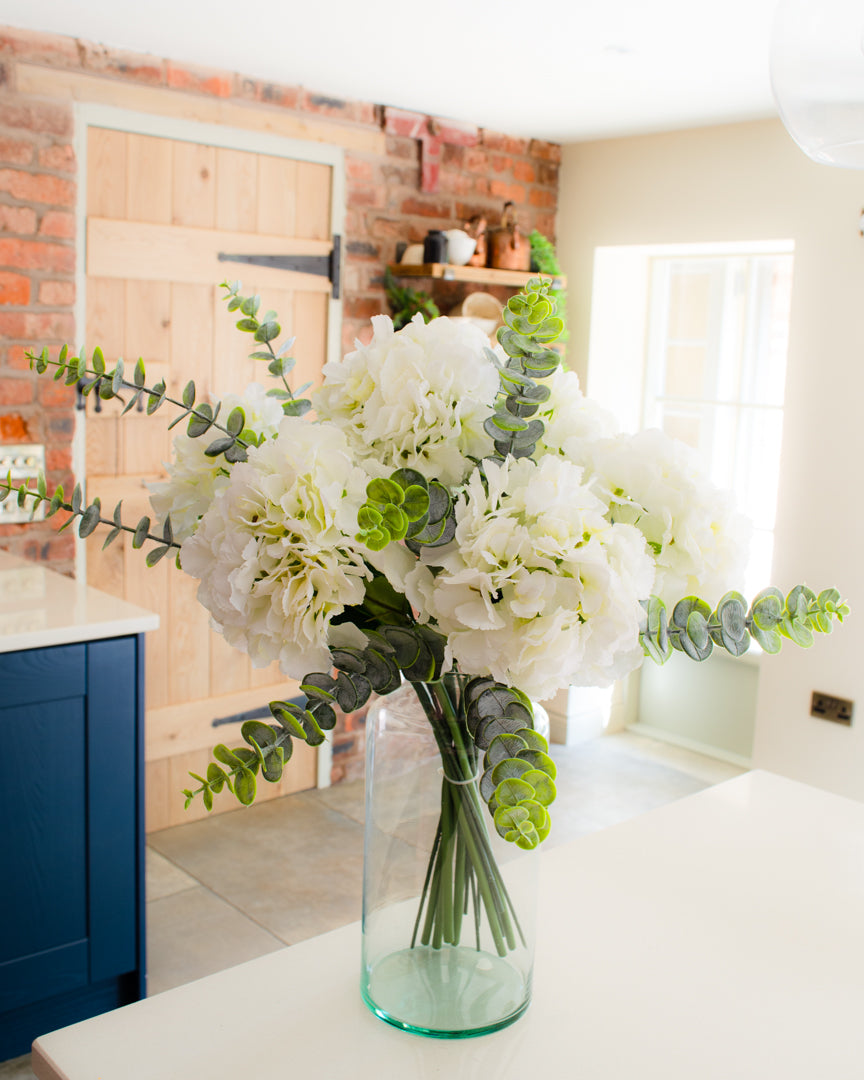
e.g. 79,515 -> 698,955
146,885 -> 285,996
0,1056 -> 35,1080
148,792 -> 368,945
146,847 -> 198,902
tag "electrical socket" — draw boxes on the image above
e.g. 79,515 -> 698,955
810,691 -> 854,726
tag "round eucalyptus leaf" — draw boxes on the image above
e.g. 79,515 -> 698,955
494,777 -> 535,807
514,728 -> 548,753
493,803 -> 529,839
486,733 -> 528,768
490,757 -> 532,786
516,749 -> 557,779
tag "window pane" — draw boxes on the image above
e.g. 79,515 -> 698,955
664,344 -> 707,398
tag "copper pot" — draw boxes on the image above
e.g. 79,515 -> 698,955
487,202 -> 530,271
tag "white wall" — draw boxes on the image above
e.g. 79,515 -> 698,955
558,118 -> 864,801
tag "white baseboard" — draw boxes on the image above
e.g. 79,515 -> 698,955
627,721 -> 753,770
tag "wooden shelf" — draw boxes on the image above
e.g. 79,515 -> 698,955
388,263 -> 566,288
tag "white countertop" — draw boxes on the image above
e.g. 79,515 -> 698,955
0,551 -> 158,653
31,770 -> 864,1079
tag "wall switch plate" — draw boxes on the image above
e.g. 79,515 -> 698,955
0,443 -> 46,524
810,691 -> 854,726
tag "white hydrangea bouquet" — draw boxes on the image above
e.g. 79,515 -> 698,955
9,278 -> 847,992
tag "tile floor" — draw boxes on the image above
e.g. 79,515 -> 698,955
3,731 -> 743,1079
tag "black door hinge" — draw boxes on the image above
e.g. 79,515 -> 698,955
217,235 -> 341,299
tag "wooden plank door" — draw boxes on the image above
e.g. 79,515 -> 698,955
84,127 -> 336,831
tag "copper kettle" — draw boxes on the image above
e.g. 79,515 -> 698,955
487,202 -> 530,271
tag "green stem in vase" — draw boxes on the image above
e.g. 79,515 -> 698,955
410,679 -> 521,958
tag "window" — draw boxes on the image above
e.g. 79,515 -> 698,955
589,242 -> 794,597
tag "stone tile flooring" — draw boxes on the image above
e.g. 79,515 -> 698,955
4,732 -> 743,1079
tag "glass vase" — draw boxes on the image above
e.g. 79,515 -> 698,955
360,676 -> 538,1039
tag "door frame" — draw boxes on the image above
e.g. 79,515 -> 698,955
73,103 -> 346,789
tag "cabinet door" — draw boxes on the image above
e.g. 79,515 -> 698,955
0,645 -> 88,1012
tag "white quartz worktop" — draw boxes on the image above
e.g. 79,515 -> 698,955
0,551 -> 158,653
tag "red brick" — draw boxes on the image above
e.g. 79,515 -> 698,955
0,204 -> 37,235
491,154 -> 513,174
22,534 -> 77,564
0,271 -> 29,305
348,183 -> 386,209
438,171 -> 474,197
533,214 -> 556,238
381,162 -> 419,187
302,91 -> 376,126
0,138 -> 34,166
0,102 -> 72,137
237,78 -> 302,110
529,187 -> 556,209
370,216 -> 422,241
513,161 -> 537,183
482,132 -> 529,155
489,180 -> 526,204
442,144 -> 464,168
46,413 -> 74,440
38,379 -> 76,407
385,135 -> 417,161
528,139 -> 562,163
4,345 -> 32,370
38,280 -> 75,306
166,62 -> 232,97
0,310 -> 74,338
0,413 -> 28,440
0,170 -> 75,207
0,237 -> 74,272
38,144 -> 76,173
46,446 -> 73,471
400,196 -> 452,219
79,41 -> 163,84
465,149 -> 490,173
346,156 -> 375,183
537,160 -> 559,186
0,378 -> 34,405
38,211 -> 75,239
0,28 -> 80,65
345,296 -> 386,320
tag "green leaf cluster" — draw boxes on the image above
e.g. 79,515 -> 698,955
221,281 -> 311,417
528,230 -> 567,342
463,677 -> 555,850
355,468 -> 454,553
487,278 -> 564,461
0,473 -> 179,564
27,344 -> 254,468
640,585 -> 850,665
184,623 -> 449,810
383,267 -> 439,330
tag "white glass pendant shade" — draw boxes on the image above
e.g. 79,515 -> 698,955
770,0 -> 864,167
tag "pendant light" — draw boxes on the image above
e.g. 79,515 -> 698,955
770,0 -> 864,167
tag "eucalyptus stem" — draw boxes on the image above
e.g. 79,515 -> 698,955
410,678 -> 519,958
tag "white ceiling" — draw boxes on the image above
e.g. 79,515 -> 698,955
0,0 -> 782,141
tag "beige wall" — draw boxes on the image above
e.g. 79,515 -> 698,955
558,118 -> 864,800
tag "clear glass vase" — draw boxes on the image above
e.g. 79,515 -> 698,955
360,676 -> 538,1039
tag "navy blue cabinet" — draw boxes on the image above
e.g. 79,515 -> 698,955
0,635 -> 146,1059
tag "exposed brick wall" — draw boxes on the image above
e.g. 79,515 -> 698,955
342,131 -> 560,351
0,33 -> 76,571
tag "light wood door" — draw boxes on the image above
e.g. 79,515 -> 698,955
84,127 -> 336,831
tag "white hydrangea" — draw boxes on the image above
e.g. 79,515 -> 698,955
587,428 -> 751,608
179,418 -> 374,679
313,314 -> 500,486
149,383 -> 284,542
405,455 -> 655,700
535,366 -> 618,461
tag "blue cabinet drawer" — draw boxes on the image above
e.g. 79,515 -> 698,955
0,644 -> 85,708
